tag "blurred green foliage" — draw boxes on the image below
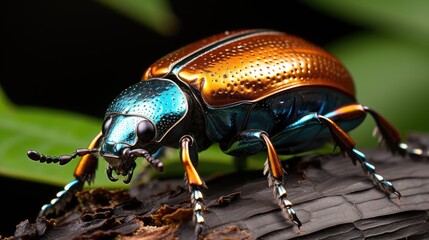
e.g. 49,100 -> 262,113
304,0 -> 429,146
0,0 -> 428,187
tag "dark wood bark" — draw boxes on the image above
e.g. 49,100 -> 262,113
11,133 -> 429,240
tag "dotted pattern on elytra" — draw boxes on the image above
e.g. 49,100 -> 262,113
106,80 -> 187,141
144,30 -> 251,79
176,33 -> 354,107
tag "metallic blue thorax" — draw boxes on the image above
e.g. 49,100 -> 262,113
101,79 -> 188,156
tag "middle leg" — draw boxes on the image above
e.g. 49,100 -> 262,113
221,130 -> 302,228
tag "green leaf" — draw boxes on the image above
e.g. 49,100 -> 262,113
95,0 -> 180,36
0,91 -> 126,188
0,106 -> 111,187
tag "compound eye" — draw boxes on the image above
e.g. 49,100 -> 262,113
136,120 -> 155,143
102,116 -> 113,135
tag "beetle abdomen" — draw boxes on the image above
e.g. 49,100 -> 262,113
143,29 -> 355,107
204,87 -> 357,143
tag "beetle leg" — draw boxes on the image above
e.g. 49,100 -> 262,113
180,135 -> 206,235
325,104 -> 403,153
363,106 -> 429,160
363,106 -> 402,154
325,104 -> 429,161
260,133 -> 302,228
73,132 -> 102,184
220,129 -> 267,156
317,115 -> 401,198
37,179 -> 84,217
220,130 -> 302,228
34,132 -> 102,217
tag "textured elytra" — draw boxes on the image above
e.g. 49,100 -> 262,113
142,29 -> 255,79
143,30 -> 355,107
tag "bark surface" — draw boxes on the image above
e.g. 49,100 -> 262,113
11,133 -> 429,240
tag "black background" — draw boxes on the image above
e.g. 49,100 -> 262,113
1,0 -> 361,237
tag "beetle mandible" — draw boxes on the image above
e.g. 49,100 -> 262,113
28,29 -> 427,235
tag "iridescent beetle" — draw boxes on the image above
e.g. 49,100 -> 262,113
28,29 -> 426,235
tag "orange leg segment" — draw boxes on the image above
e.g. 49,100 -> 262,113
180,135 -> 206,235
325,104 -> 404,155
260,132 -> 302,228
74,131 -> 102,184
261,132 -> 285,179
180,136 -> 204,186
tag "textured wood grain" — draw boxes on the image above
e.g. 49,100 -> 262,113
12,133 -> 429,239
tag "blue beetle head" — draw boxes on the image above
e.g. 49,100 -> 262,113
99,78 -> 188,182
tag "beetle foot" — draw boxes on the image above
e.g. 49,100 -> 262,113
375,177 -> 401,199
190,186 -> 206,236
398,142 -> 429,162
371,173 -> 401,199
264,160 -> 302,228
349,148 -> 401,199
38,179 -> 84,218
274,179 -> 302,228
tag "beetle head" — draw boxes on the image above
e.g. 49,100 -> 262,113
99,78 -> 188,183
100,114 -> 158,182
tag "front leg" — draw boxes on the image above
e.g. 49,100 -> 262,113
220,130 -> 302,228
38,179 -> 84,218
29,132 -> 102,217
179,135 -> 206,235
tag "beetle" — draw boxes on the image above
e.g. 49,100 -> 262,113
28,29 -> 427,235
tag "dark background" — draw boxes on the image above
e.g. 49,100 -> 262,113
1,0 -> 361,237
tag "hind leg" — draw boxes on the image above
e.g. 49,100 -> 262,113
276,105 -> 402,198
316,114 -> 400,198
302,104 -> 405,197
222,106 -> 402,197
219,104 -> 408,227
325,104 -> 404,154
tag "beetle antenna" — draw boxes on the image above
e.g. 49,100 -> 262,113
27,148 -> 98,165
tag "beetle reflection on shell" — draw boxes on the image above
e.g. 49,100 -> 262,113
28,29 -> 425,235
